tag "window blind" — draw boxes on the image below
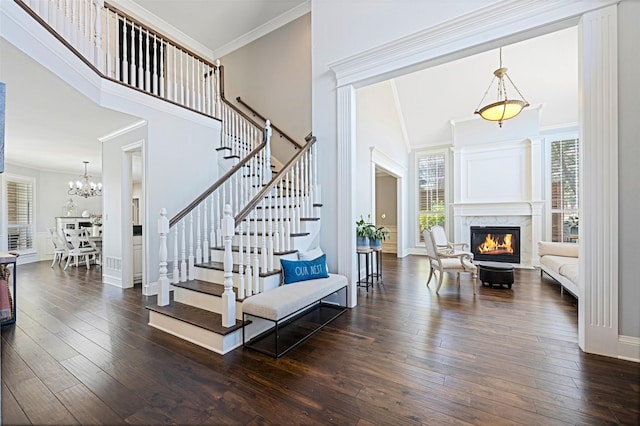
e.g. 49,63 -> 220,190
550,139 -> 579,242
418,153 -> 446,241
7,179 -> 34,251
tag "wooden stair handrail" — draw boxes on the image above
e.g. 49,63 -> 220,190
235,136 -> 316,225
235,97 -> 304,150
169,140 -> 266,227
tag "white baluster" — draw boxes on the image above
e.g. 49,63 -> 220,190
145,30 -> 151,92
286,170 -> 293,243
253,210 -> 260,293
261,199 -> 267,274
295,161 -> 301,234
216,192 -> 222,247
188,213 -> 195,280
267,195 -> 274,272
237,221 -> 245,299
185,55 -> 191,107
221,204 -> 236,327
105,6 -> 112,78
172,226 -> 179,284
180,50 -> 184,104
137,26 -> 144,89
245,217 -> 253,296
279,178 -> 286,252
202,202 -> 209,263
151,34 -> 157,95
157,209 -> 170,306
129,21 -> 136,87
159,38 -> 165,98
196,205 -> 202,263
180,221 -> 187,282
93,0 -> 103,72
215,60 -> 221,118
273,182 -> 280,254
172,47 -> 178,102
210,196 -> 216,249
264,120 -> 272,184
122,17 -> 128,83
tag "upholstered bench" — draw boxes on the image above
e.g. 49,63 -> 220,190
242,273 -> 348,358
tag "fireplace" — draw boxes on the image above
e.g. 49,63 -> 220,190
470,226 -> 521,264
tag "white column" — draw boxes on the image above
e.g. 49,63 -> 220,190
336,85 -> 357,307
578,5 -> 619,357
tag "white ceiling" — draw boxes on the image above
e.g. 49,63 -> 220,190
0,0 -> 577,177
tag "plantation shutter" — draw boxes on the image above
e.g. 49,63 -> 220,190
7,179 -> 34,251
550,139 -> 579,242
418,153 -> 446,242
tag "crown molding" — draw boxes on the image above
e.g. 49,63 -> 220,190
328,0 -> 618,88
98,120 -> 147,143
214,1 -> 310,58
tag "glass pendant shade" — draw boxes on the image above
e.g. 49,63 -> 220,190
474,50 -> 529,127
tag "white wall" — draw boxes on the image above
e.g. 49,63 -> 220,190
101,109 -> 220,289
220,13 -> 311,164
355,81 -> 407,224
618,0 -> 640,340
312,0 -> 494,274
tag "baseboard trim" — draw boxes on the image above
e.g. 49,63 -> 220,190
618,335 -> 640,363
103,274 -> 122,288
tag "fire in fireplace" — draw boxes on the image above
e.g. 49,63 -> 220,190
470,226 -> 521,264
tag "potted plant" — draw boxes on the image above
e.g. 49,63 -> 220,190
370,226 -> 390,249
356,215 -> 375,250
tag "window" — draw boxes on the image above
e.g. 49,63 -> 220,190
6,176 -> 34,252
417,152 -> 446,242
550,138 -> 579,242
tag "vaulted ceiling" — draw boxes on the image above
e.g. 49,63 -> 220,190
0,0 -> 577,175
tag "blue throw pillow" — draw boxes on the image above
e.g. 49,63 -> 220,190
280,254 -> 329,284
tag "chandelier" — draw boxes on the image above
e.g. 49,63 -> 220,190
474,47 -> 529,127
68,161 -> 102,198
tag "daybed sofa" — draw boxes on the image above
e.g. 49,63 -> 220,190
537,241 -> 579,298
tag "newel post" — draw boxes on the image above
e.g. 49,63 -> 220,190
157,209 -> 170,306
221,204 -> 236,327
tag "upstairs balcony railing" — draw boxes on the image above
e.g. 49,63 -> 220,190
17,0 -> 222,119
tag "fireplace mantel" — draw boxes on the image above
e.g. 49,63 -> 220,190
452,201 -> 543,268
453,201 -> 543,217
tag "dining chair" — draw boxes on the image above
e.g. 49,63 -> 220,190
64,228 -> 100,270
47,228 -> 68,268
423,228 -> 477,294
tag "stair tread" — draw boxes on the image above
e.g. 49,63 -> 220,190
216,146 -> 232,152
172,279 -> 250,302
210,246 -> 298,256
235,231 -> 310,237
252,217 -> 319,222
146,301 -> 246,335
196,261 -> 282,277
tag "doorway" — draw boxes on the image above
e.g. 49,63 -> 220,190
374,168 -> 398,254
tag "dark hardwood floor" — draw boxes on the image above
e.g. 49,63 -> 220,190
2,255 -> 638,425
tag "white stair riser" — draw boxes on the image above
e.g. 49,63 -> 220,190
173,286 -> 244,320
209,250 -> 297,269
194,267 -> 281,292
242,218 -> 319,234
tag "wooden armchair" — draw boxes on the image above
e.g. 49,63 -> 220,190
423,229 -> 476,294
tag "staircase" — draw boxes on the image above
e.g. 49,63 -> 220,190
149,127 -> 321,355
14,0 -> 323,355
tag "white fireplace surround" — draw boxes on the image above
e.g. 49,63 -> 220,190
452,138 -> 544,268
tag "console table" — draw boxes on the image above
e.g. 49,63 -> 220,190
0,252 -> 18,326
